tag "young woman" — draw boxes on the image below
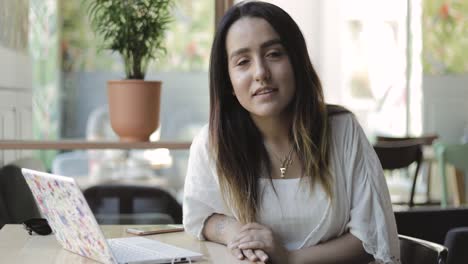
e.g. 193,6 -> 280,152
183,1 -> 400,263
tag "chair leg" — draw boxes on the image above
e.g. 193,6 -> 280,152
409,162 -> 421,207
425,161 -> 432,203
453,169 -> 466,206
439,155 -> 449,208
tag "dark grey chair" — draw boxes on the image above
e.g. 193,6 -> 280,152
395,208 -> 468,264
444,227 -> 468,264
399,235 -> 448,264
83,184 -> 182,225
376,135 -> 438,205
395,208 -> 468,245
374,140 -> 423,207
0,165 -> 40,228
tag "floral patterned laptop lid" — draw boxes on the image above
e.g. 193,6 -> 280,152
22,168 -> 116,264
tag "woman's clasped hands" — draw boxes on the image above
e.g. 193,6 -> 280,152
228,223 -> 290,263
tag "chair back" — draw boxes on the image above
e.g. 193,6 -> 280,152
444,227 -> 468,264
434,142 -> 468,206
399,234 -> 448,264
83,185 -> 182,225
374,141 -> 423,170
395,208 -> 468,245
0,165 -> 40,228
376,134 -> 438,146
374,140 -> 423,207
434,143 -> 468,171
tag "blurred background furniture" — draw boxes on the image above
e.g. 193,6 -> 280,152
51,106 -> 110,177
376,135 -> 439,206
83,185 -> 182,225
0,163 -> 41,229
399,234 -> 447,264
51,106 -> 173,182
0,140 -> 190,207
374,140 -> 423,207
444,227 -> 468,264
395,208 -> 468,245
434,142 -> 468,207
395,207 -> 468,264
51,150 -> 89,177
376,134 -> 438,145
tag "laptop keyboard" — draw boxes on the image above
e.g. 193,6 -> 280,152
108,238 -> 166,262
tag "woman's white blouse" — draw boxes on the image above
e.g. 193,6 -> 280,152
183,113 -> 400,263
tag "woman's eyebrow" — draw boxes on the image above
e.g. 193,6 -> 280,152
229,47 -> 249,60
229,38 -> 282,60
260,38 -> 282,49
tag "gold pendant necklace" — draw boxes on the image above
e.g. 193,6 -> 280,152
266,144 -> 295,178
279,147 -> 294,178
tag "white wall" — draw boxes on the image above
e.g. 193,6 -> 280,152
0,46 -> 32,90
423,75 -> 468,143
0,45 -> 33,165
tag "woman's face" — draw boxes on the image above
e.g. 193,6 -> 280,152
226,17 -> 295,119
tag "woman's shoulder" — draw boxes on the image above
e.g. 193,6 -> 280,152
326,105 -> 365,152
194,123 -> 209,140
327,105 -> 356,131
190,124 -> 210,152
326,104 -> 351,116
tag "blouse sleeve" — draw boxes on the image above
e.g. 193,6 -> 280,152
182,125 -> 228,240
343,115 -> 401,263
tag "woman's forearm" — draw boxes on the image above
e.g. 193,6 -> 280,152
202,213 -> 243,245
291,233 -> 373,264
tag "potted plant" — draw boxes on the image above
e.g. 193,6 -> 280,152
86,0 -> 173,142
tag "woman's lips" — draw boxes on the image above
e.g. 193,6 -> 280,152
253,87 -> 277,96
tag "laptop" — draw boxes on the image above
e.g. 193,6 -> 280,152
21,168 -> 203,264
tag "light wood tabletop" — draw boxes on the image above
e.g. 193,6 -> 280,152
0,224 -> 255,264
0,140 -> 192,150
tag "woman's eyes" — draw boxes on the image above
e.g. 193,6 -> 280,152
266,50 -> 283,58
236,59 -> 249,66
234,50 -> 284,66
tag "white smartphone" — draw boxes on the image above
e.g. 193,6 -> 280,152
126,225 -> 184,236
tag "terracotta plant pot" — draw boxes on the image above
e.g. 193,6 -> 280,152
107,80 -> 161,142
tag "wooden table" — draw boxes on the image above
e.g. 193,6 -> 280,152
0,224 -> 253,264
0,140 -> 192,150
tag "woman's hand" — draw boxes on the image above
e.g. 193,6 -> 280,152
202,214 -> 269,262
228,222 -> 289,263
229,247 -> 269,263
227,223 -> 269,263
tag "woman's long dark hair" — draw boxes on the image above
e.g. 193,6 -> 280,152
209,1 -> 333,224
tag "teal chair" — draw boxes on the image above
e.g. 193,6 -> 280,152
434,142 -> 468,207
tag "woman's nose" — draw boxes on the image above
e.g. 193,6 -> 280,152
254,60 -> 270,84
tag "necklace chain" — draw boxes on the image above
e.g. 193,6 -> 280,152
266,144 -> 294,178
